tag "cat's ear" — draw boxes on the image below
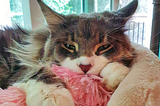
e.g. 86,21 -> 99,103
116,0 -> 138,19
37,1 -> 65,29
101,0 -> 138,27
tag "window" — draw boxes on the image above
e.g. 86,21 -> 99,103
10,0 -> 23,27
95,0 -> 110,12
1,0 -> 111,28
43,0 -> 110,14
43,0 -> 82,15
1,0 -> 152,49
0,0 -> 12,26
119,0 -> 152,48
0,0 -> 23,28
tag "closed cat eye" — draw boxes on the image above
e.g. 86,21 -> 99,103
96,44 -> 113,55
64,43 -> 75,51
97,44 -> 111,51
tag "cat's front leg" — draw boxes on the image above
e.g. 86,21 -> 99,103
100,62 -> 130,91
13,71 -> 75,106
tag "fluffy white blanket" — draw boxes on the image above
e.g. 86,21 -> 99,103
108,42 -> 160,106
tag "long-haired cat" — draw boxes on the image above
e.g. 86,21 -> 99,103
0,0 -> 138,105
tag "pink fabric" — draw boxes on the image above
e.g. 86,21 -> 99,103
0,87 -> 26,106
0,65 -> 112,106
52,65 -> 112,106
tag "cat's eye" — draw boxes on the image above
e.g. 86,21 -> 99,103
97,44 -> 111,51
64,43 -> 75,50
62,43 -> 76,53
96,44 -> 113,55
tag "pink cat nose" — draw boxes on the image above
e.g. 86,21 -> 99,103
79,64 -> 92,74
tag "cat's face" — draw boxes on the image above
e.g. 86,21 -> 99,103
48,16 -> 132,75
33,0 -> 137,75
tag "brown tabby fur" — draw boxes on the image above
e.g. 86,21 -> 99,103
0,0 -> 137,90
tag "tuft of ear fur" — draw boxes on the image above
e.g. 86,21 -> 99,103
37,1 -> 65,30
116,0 -> 138,18
101,0 -> 138,27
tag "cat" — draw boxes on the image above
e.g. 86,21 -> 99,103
0,26 -> 27,88
0,0 -> 138,105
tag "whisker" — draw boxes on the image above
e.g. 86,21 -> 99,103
110,53 -> 137,63
108,42 -> 118,54
1,58 -> 9,71
60,23 -> 74,33
107,34 -> 127,43
150,49 -> 160,52
106,26 -> 125,35
100,25 -> 127,43
154,8 -> 160,14
151,32 -> 160,40
150,42 -> 160,47
100,27 -> 121,38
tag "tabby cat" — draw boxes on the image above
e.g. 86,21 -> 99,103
0,0 -> 138,105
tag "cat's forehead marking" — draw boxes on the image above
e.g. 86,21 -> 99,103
102,35 -> 107,43
78,19 -> 91,40
74,31 -> 77,41
68,35 -> 79,52
77,18 -> 105,41
68,35 -> 72,41
95,31 -> 100,42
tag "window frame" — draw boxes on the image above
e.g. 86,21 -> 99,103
21,0 -> 112,30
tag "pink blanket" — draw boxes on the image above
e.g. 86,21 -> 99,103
0,65 -> 112,106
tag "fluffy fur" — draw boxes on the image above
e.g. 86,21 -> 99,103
0,26 -> 27,88
0,0 -> 139,105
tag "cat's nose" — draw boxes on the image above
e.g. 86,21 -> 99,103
79,64 -> 92,74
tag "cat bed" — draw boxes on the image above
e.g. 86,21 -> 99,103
107,42 -> 160,106
0,65 -> 112,106
0,43 -> 160,106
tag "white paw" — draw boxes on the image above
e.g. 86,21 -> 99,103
14,80 -> 75,106
100,62 -> 130,91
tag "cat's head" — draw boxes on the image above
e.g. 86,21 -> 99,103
28,0 -> 138,75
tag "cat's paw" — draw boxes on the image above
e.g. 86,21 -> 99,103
100,62 -> 130,91
14,80 -> 75,106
